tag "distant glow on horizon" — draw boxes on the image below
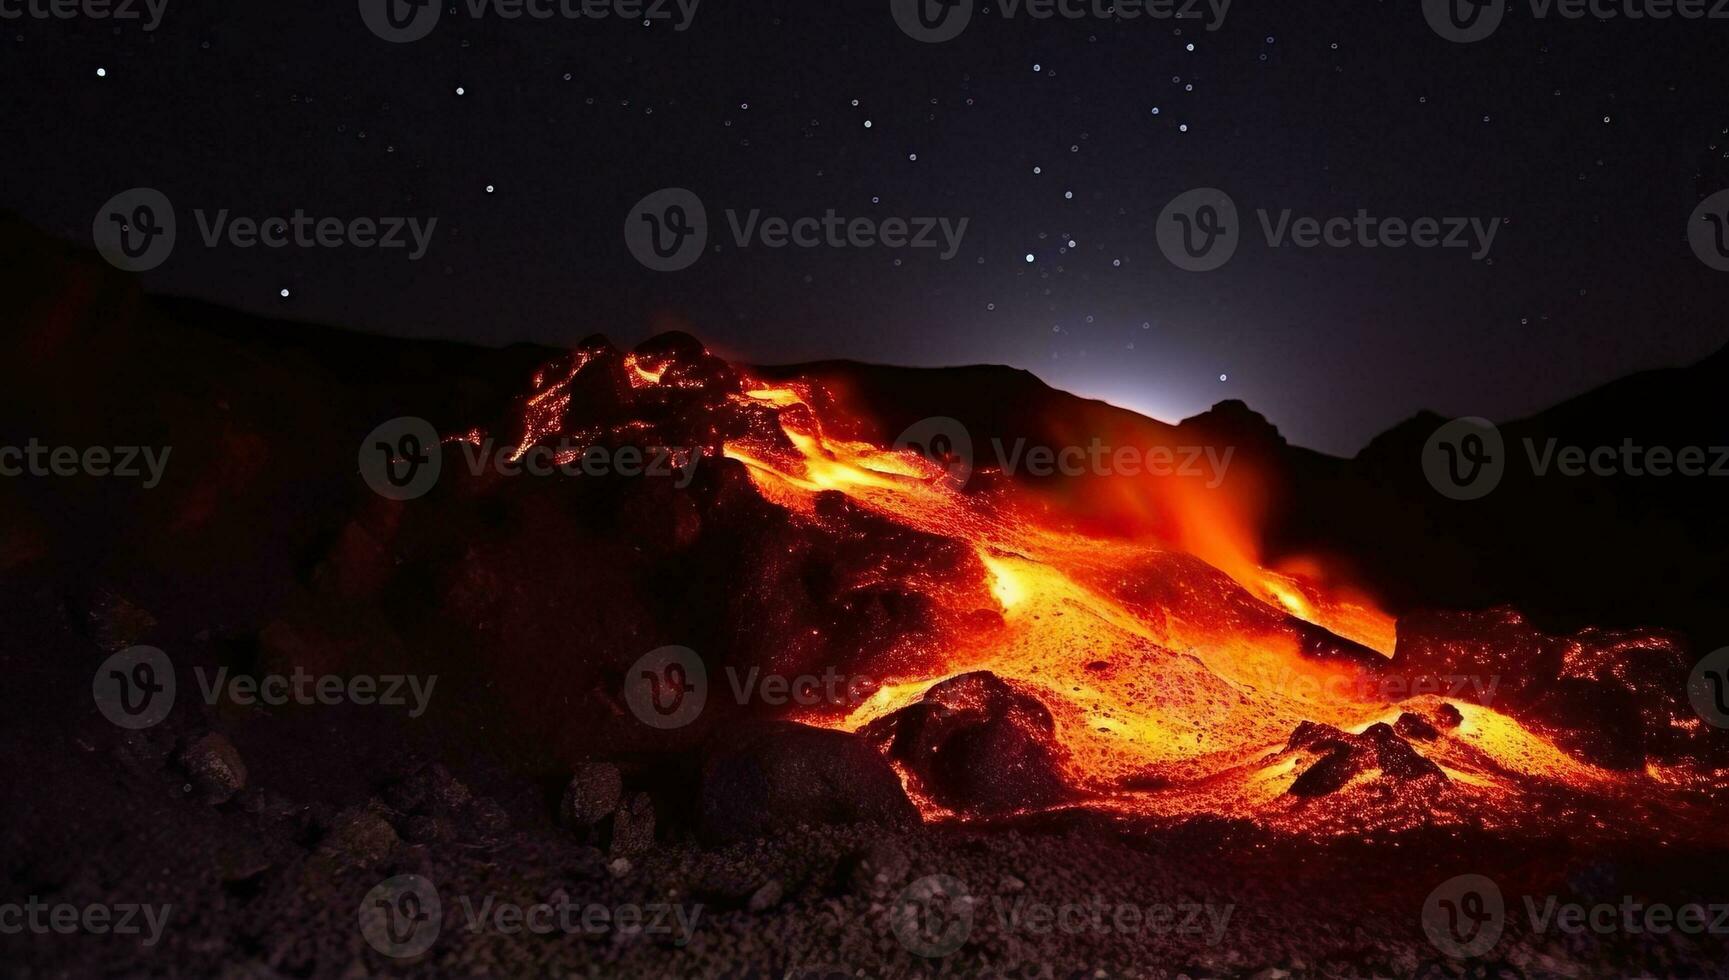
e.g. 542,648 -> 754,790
1061,382 -> 1195,428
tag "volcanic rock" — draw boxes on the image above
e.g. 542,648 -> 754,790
861,671 -> 1071,815
461,798 -> 511,840
1286,721 -> 1350,752
380,762 -> 474,817
427,764 -> 473,810
1361,723 -> 1445,781
615,483 -> 703,555
1289,746 -> 1364,797
380,771 -> 430,813
1393,712 -> 1440,742
1392,607 -> 1563,707
561,762 -> 623,829
846,839 -> 911,897
78,590 -> 157,651
724,503 -> 980,685
1284,722 -> 1443,797
176,732 -> 247,804
566,845 -> 608,880
607,791 -> 656,855
401,813 -> 456,844
235,786 -> 296,823
697,720 -> 918,845
747,879 -> 784,913
1393,609 -> 1701,769
114,729 -> 173,774
318,801 -> 399,866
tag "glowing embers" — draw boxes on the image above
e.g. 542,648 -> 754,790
623,352 -> 667,388
509,350 -> 596,463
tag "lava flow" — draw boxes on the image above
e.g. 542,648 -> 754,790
487,340 -> 1726,839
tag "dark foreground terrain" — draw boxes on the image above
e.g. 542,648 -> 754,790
8,585 -> 1729,979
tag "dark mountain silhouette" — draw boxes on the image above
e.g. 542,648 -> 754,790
3,211 -> 1725,653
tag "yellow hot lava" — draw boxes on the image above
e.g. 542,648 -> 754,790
718,380 -> 1669,831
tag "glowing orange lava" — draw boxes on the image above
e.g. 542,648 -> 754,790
476,346 -> 1722,839
712,378 -> 1712,836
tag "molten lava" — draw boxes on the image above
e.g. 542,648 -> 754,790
482,341 -> 1726,839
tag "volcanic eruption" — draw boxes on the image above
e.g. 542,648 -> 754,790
445,335 -> 1726,842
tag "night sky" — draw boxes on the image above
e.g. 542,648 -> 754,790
6,0 -> 1729,453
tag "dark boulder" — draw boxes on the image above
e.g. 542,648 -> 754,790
1393,609 -> 1703,769
1284,721 -> 1444,798
607,792 -> 657,855
560,762 -> 624,829
1393,712 -> 1441,742
317,801 -> 399,866
1289,746 -> 1363,797
1362,723 -> 1446,781
860,671 -> 1071,815
176,732 -> 247,804
697,721 -> 918,845
846,839 -> 912,897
